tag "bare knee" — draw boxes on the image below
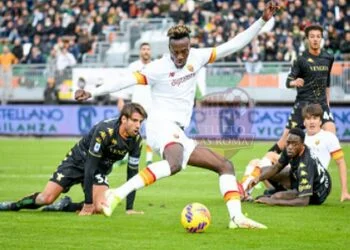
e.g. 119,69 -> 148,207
36,193 -> 56,205
219,159 -> 234,175
169,163 -> 182,175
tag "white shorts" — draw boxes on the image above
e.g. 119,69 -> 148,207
146,119 -> 196,169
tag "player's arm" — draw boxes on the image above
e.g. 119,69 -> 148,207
256,190 -> 310,206
80,153 -> 101,215
326,56 -> 334,106
247,161 -> 285,190
334,155 -> 350,202
213,1 -> 279,60
75,72 -> 142,101
125,138 -> 144,214
285,58 -> 304,88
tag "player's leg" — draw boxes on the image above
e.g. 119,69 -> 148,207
268,103 -> 303,153
145,144 -> 153,165
187,146 -> 267,229
102,121 -> 185,216
321,105 -> 336,134
0,181 -> 63,211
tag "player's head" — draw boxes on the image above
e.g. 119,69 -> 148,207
302,103 -> 323,135
167,25 -> 191,68
119,103 -> 148,137
304,24 -> 323,51
139,42 -> 151,63
286,128 -> 305,158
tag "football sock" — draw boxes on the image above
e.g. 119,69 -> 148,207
114,160 -> 171,200
62,201 -> 84,212
219,174 -> 242,219
241,157 -> 272,194
268,143 -> 282,154
10,192 -> 41,211
145,145 -> 153,164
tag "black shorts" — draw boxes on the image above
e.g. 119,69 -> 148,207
49,156 -> 109,193
286,102 -> 334,129
309,171 -> 332,205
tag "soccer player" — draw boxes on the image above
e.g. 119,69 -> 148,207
129,42 -> 153,165
247,128 -> 332,206
269,24 -> 336,154
74,1 -> 280,229
0,103 -> 147,216
242,104 -> 350,202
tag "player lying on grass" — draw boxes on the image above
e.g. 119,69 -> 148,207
74,1 -> 280,229
241,104 -> 350,202
0,103 -> 147,215
245,128 -> 332,206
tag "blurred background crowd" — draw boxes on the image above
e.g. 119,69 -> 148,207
0,0 -> 349,67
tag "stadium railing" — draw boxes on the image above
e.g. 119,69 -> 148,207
0,61 -> 349,103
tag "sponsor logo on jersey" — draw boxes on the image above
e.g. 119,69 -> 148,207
187,64 -> 194,72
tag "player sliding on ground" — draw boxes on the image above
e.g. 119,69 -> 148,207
75,1 -> 281,229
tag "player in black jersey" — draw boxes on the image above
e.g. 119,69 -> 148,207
0,103 -> 147,216
269,24 -> 336,154
248,128 -> 331,206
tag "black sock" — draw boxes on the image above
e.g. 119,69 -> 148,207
268,143 -> 282,154
10,192 -> 42,211
62,201 -> 84,212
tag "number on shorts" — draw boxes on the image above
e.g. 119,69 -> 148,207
323,111 -> 334,121
94,173 -> 109,185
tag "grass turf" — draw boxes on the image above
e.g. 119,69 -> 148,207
0,138 -> 349,250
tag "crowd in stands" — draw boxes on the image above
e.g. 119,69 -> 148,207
0,0 -> 349,68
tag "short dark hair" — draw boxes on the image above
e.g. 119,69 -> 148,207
289,128 -> 305,143
305,24 -> 323,38
139,42 -> 150,49
167,25 -> 191,41
302,103 -> 323,119
118,103 -> 147,123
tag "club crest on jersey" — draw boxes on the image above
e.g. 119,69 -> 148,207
169,72 -> 175,77
94,142 -> 101,152
187,64 -> 194,72
307,58 -> 314,63
315,139 -> 320,145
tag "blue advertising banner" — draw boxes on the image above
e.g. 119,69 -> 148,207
0,105 -> 349,141
0,105 -> 119,136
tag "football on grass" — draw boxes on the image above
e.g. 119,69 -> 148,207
181,202 -> 211,233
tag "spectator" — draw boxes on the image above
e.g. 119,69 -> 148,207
11,38 -> 24,62
0,45 -> 18,105
56,47 -> 77,72
27,47 -> 46,64
43,77 -> 60,105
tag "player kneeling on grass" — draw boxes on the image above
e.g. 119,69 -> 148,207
246,128 -> 332,206
0,103 -> 147,216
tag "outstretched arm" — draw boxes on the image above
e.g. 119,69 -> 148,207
215,0 -> 280,60
75,72 -> 139,101
256,190 -> 310,206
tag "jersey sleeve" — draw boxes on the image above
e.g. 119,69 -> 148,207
285,57 -> 302,88
128,136 -> 142,168
194,48 -> 217,67
326,56 -> 334,87
297,159 -> 315,198
327,132 -> 344,160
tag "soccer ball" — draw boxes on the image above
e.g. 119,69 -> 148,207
181,202 -> 211,233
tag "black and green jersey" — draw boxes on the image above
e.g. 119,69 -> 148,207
286,50 -> 334,104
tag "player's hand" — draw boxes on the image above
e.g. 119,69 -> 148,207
340,192 -> 350,202
291,78 -> 304,87
247,177 -> 260,191
78,203 -> 95,216
126,209 -> 144,215
75,89 -> 92,102
255,196 -> 272,205
262,0 -> 280,21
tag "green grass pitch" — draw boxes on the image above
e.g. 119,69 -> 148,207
0,138 -> 349,250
